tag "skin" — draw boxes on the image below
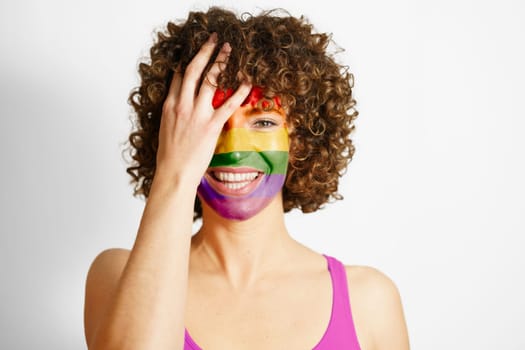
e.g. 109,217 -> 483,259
197,92 -> 289,220
83,33 -> 410,350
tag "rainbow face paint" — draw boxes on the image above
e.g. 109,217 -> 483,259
197,86 -> 288,220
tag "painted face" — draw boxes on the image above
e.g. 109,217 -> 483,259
197,86 -> 289,220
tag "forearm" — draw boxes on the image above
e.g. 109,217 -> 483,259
88,31 -> 247,350
90,178 -> 195,350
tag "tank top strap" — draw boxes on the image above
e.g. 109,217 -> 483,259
316,254 -> 361,349
323,254 -> 353,317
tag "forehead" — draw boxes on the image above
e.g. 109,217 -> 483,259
212,86 -> 282,110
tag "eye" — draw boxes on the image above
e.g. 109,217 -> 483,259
253,119 -> 278,128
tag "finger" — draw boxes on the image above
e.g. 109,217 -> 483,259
163,65 -> 182,110
178,32 -> 219,105
167,65 -> 183,98
159,67 -> 183,138
212,81 -> 253,127
204,42 -> 232,88
197,42 -> 232,108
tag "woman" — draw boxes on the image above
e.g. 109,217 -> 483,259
84,7 -> 410,350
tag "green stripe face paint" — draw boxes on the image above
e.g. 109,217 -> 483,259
209,151 -> 288,174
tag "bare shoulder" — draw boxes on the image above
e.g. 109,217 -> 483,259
84,248 -> 131,346
344,265 -> 401,302
344,265 -> 410,350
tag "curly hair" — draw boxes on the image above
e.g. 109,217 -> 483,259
123,7 -> 359,220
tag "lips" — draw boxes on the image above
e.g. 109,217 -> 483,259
205,166 -> 265,196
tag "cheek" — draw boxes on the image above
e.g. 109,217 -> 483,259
255,129 -> 289,152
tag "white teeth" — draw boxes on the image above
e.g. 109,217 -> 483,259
223,181 -> 251,190
212,171 -> 260,191
214,171 -> 259,182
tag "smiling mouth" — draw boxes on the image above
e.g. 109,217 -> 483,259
205,167 -> 265,195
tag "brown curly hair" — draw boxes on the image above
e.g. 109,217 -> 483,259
123,7 -> 359,220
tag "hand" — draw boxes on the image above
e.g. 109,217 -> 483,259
153,33 -> 252,191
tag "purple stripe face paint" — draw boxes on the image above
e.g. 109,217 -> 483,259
198,174 -> 286,220
197,97 -> 289,221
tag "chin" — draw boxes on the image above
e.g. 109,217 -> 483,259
197,174 -> 285,221
207,196 -> 275,221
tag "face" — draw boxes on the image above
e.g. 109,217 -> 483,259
197,86 -> 289,220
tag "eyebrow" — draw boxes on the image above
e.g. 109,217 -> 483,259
246,108 -> 285,117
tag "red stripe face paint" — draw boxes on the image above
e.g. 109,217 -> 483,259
212,86 -> 281,110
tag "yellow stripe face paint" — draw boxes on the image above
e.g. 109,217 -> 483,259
214,127 -> 289,154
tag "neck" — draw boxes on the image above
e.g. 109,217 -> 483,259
191,194 -> 295,291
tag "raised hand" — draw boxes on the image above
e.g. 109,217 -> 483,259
154,32 -> 252,190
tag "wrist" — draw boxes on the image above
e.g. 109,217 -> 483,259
150,170 -> 200,200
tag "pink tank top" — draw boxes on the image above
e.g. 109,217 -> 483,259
184,254 -> 361,349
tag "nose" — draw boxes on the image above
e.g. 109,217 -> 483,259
228,151 -> 247,162
214,108 -> 255,155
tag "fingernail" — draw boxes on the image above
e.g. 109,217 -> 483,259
209,32 -> 218,43
222,42 -> 231,52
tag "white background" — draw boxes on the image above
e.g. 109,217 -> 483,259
1,0 -> 524,349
